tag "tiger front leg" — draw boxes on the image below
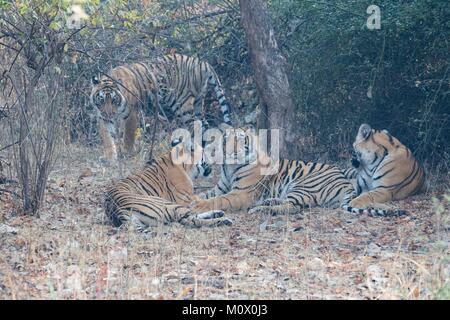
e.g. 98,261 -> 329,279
122,112 -> 139,158
249,190 -> 321,216
179,210 -> 233,228
349,189 -> 393,209
197,186 -> 220,199
191,190 -> 256,213
98,119 -> 118,162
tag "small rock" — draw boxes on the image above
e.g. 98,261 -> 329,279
181,276 -> 194,285
236,261 -> 250,274
203,278 -> 225,289
0,224 -> 18,235
259,219 -> 268,232
78,168 -> 94,181
291,225 -> 303,232
227,290 -> 249,299
365,264 -> 388,291
380,251 -> 395,258
366,243 -> 382,256
307,257 -> 326,270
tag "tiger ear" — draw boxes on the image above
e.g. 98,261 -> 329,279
91,75 -> 100,85
359,123 -> 372,139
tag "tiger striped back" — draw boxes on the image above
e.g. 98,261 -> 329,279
90,54 -> 233,161
150,54 -> 232,126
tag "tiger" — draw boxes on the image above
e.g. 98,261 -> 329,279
191,124 -> 356,216
104,142 -> 233,229
341,123 -> 425,216
90,53 -> 233,161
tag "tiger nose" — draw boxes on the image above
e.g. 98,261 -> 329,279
104,108 -> 114,119
103,97 -> 114,116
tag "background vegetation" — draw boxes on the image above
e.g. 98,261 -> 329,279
1,0 -> 449,209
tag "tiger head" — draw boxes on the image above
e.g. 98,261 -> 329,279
221,123 -> 257,164
352,123 -> 402,168
171,140 -> 212,180
90,75 -> 127,130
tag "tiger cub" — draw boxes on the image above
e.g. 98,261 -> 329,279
104,143 -> 232,229
342,123 -> 425,216
90,54 -> 232,161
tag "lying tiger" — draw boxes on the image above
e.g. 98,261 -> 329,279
343,123 -> 425,216
191,124 -> 356,216
104,143 -> 232,229
192,124 -> 422,217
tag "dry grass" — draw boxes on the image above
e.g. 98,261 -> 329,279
0,143 -> 449,300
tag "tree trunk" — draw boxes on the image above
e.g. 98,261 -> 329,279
239,0 -> 297,159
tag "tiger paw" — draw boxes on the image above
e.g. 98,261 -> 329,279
99,156 -> 113,166
248,207 -> 258,214
196,210 -> 224,219
195,214 -> 233,227
349,198 -> 368,209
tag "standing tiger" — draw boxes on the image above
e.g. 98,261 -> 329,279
90,54 -> 233,161
191,124 -> 356,216
343,123 -> 425,215
104,143 -> 233,229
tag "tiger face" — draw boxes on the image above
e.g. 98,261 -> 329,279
188,146 -> 212,180
352,123 -> 399,168
347,123 -> 425,212
221,123 -> 256,164
90,76 -> 127,127
171,141 -> 211,180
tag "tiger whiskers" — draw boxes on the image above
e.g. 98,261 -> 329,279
179,209 -> 233,228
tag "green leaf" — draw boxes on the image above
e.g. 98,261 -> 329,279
49,20 -> 61,31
